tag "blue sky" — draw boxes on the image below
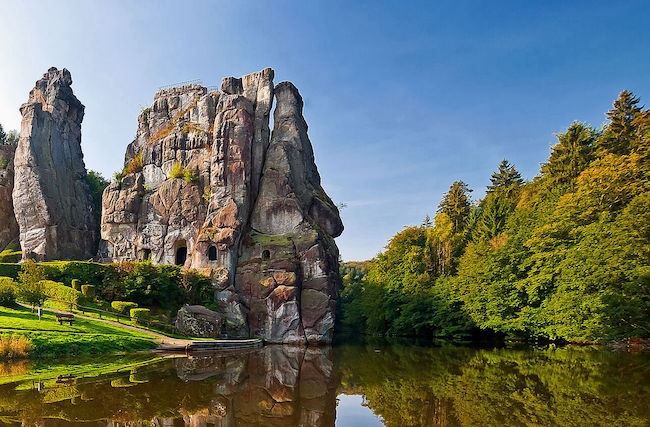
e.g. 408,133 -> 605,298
0,1 -> 648,261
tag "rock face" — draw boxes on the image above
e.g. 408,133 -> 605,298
13,67 -> 96,260
101,68 -> 343,344
175,305 -> 224,338
0,145 -> 19,250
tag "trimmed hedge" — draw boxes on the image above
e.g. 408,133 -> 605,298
81,285 -> 95,298
0,263 -> 21,280
42,280 -> 83,305
71,279 -> 81,291
0,250 -> 21,263
40,261 -> 107,288
111,300 -> 138,314
0,277 -> 16,306
130,308 -> 151,324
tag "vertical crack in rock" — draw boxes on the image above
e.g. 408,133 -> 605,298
13,67 -> 96,260
100,68 -> 343,344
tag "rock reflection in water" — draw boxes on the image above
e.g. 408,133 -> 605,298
0,346 -> 337,426
173,346 -> 337,426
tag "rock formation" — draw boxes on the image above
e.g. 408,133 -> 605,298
175,304 -> 224,338
100,68 -> 343,344
0,145 -> 19,250
13,67 -> 96,260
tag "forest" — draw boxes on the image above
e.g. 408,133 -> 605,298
337,90 -> 650,343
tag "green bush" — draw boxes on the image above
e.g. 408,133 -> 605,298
81,285 -> 96,298
42,280 -> 83,305
183,169 -> 198,183
0,260 -> 211,312
0,263 -> 21,279
0,250 -> 21,263
40,261 -> 107,288
0,277 -> 16,306
130,308 -> 151,324
169,162 -> 184,179
111,301 -> 138,314
71,279 -> 81,291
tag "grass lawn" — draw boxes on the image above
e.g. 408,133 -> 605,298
43,300 -> 210,340
0,306 -> 159,358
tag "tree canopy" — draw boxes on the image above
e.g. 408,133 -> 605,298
338,90 -> 650,343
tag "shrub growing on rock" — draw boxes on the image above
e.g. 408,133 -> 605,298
111,300 -> 138,314
130,308 -> 151,324
170,162 -> 184,179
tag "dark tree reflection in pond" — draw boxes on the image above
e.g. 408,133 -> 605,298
0,343 -> 649,426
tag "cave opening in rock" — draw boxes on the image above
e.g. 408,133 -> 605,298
142,249 -> 151,261
262,249 -> 270,260
208,245 -> 217,261
176,245 -> 187,266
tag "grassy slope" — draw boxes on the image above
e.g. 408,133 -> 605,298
0,306 -> 158,358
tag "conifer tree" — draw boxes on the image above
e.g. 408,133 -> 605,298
542,122 -> 595,187
596,90 -> 643,156
437,181 -> 472,233
487,159 -> 523,194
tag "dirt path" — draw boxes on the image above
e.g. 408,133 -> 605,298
17,302 -> 191,346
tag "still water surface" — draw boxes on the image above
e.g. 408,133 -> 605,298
0,342 -> 648,426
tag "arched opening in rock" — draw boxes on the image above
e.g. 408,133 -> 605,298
208,245 -> 217,261
142,249 -> 151,261
262,249 -> 270,260
176,245 -> 187,266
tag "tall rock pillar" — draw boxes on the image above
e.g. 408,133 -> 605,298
0,145 -> 19,250
13,67 -> 96,260
236,82 -> 343,345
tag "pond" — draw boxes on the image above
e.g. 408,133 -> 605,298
0,342 -> 648,426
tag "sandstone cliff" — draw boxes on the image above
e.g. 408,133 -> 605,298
101,68 -> 343,344
13,67 -> 96,260
0,145 -> 19,250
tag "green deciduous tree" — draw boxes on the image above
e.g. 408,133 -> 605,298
17,260 -> 47,310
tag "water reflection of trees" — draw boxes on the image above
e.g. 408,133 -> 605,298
1,344 -> 649,426
335,344 -> 650,426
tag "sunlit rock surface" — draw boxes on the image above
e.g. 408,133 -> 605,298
100,68 -> 343,344
12,67 -> 96,260
0,145 -> 19,250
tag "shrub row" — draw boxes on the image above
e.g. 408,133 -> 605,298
130,308 -> 151,324
0,261 -> 214,311
0,250 -> 21,263
42,280 -> 83,305
111,301 -> 138,314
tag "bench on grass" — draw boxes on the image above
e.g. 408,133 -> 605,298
55,313 -> 75,325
